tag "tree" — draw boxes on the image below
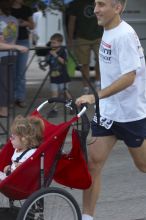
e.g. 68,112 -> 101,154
25,0 -> 43,7
25,0 -> 66,11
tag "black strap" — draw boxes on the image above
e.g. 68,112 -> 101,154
14,147 -> 37,163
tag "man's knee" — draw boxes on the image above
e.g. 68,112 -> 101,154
88,155 -> 105,175
134,160 -> 146,173
129,140 -> 146,173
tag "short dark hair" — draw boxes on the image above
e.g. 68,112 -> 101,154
112,0 -> 127,14
50,33 -> 63,42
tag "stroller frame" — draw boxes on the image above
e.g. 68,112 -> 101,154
0,98 -> 88,220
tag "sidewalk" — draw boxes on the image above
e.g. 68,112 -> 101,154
0,54 -> 146,220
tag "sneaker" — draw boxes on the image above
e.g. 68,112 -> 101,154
83,87 -> 90,95
47,109 -> 58,118
15,100 -> 27,108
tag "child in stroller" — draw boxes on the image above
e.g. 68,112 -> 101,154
0,99 -> 91,220
0,115 -> 44,180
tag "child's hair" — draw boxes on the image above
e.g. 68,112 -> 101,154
10,115 -> 45,149
50,33 -> 63,43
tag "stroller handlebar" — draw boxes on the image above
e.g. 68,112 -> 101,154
36,99 -> 87,117
77,106 -> 87,118
37,100 -> 48,111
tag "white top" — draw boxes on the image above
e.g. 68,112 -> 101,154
11,148 -> 36,171
32,11 -> 46,46
33,11 -> 43,35
99,20 -> 146,122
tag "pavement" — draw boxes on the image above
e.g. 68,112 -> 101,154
0,52 -> 146,220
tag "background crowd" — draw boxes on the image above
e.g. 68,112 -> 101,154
0,0 -> 102,119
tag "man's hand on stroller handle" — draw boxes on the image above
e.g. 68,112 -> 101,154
75,94 -> 95,106
37,98 -> 87,117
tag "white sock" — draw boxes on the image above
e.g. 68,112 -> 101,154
82,214 -> 93,220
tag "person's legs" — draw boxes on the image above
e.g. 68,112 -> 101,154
111,118 -> 146,173
128,140 -> 146,172
47,83 -> 59,118
0,60 -> 8,116
0,56 -> 16,116
15,39 -> 29,104
50,83 -> 59,98
80,64 -> 91,94
83,135 -> 117,218
75,38 -> 91,94
59,83 -> 72,99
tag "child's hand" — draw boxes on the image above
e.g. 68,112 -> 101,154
3,165 -> 11,174
50,50 -> 58,58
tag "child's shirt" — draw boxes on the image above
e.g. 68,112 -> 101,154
0,148 -> 36,181
11,148 -> 36,171
46,46 -> 70,84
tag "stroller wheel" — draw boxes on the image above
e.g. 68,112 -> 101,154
16,187 -> 81,220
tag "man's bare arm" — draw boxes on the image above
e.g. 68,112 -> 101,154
98,71 -> 136,99
76,71 -> 136,105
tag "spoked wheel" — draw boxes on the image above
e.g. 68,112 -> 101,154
16,187 -> 81,220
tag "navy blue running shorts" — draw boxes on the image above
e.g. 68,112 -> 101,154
91,118 -> 146,148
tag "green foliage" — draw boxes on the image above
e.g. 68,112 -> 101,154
25,0 -> 42,7
24,0 -> 66,11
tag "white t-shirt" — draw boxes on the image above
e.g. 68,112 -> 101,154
0,15 -> 18,57
32,11 -> 46,45
32,11 -> 43,35
99,20 -> 146,122
11,148 -> 36,171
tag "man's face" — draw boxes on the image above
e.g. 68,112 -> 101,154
94,0 -> 122,29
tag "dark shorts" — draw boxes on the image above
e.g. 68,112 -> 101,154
91,118 -> 146,148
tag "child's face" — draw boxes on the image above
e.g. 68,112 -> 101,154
10,134 -> 23,151
50,39 -> 61,49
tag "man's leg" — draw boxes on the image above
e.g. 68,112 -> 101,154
128,139 -> 146,172
83,135 -> 117,219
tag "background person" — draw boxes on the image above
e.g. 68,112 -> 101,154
67,0 -> 103,94
76,0 -> 146,220
32,1 -> 46,46
45,33 -> 71,118
0,0 -> 28,117
11,0 -> 34,108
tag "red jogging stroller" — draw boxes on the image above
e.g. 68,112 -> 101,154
0,98 -> 91,220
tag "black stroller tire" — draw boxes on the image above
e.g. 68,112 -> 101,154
16,187 -> 81,220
